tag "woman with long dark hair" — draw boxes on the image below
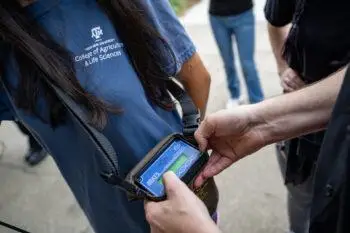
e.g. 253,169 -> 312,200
0,0 -> 211,232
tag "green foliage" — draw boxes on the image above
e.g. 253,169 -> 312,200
169,0 -> 187,15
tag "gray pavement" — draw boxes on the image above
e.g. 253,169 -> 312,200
0,1 -> 287,232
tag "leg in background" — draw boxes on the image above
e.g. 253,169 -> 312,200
276,146 -> 312,233
234,9 -> 264,104
210,15 -> 241,103
15,121 -> 47,166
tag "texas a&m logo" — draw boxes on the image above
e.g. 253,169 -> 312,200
91,26 -> 103,41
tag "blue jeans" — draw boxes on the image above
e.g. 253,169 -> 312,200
210,10 -> 264,103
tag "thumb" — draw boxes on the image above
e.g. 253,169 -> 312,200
162,171 -> 189,199
195,116 -> 215,151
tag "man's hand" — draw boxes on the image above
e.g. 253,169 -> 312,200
193,68 -> 345,187
144,172 -> 220,233
194,107 -> 267,187
280,68 -> 305,92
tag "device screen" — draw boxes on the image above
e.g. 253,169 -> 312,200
137,139 -> 202,197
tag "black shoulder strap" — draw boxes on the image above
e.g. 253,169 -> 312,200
45,81 -> 138,190
166,80 -> 200,139
45,79 -> 200,193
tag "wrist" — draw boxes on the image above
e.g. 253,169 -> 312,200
248,102 -> 281,147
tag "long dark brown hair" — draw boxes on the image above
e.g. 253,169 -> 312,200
0,0 -> 175,128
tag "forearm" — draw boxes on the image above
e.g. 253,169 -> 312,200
252,67 -> 347,145
267,23 -> 291,74
178,53 -> 211,119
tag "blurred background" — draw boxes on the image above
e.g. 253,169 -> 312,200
0,0 -> 287,232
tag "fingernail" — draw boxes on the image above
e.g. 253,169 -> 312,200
164,171 -> 175,178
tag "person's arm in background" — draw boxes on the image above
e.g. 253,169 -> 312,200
264,0 -> 305,92
268,24 -> 290,75
264,0 -> 295,74
177,53 -> 211,118
144,0 -> 210,119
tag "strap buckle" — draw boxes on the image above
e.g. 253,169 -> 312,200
100,172 -> 146,199
183,113 -> 201,145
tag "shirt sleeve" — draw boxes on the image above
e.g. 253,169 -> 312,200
264,0 -> 296,27
142,0 -> 197,75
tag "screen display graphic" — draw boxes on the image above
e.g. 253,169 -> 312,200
138,139 -> 201,196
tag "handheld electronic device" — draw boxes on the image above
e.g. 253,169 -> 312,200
125,134 -> 208,201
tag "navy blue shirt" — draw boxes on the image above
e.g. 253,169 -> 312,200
0,0 -> 196,232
